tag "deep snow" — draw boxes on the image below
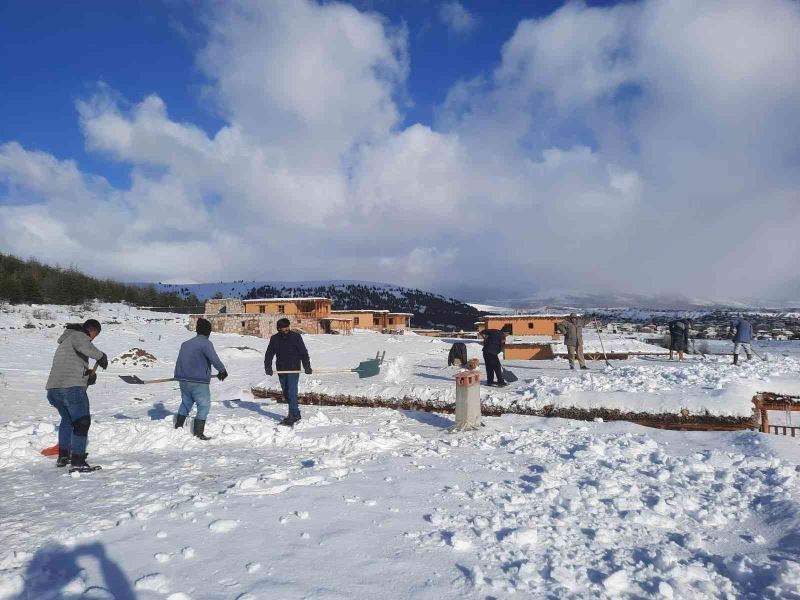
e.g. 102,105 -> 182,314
1,303 -> 799,599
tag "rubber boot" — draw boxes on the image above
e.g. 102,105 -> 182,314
279,414 -> 301,427
69,453 -> 101,473
193,419 -> 211,440
56,449 -> 70,468
733,353 -> 739,365
174,414 -> 186,429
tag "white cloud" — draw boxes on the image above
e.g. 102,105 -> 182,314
1,0 -> 798,301
439,1 -> 478,35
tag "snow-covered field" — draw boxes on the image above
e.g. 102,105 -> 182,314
1,303 -> 799,598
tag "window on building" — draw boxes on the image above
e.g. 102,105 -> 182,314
259,306 -> 265,313
241,321 -> 245,327
374,317 -> 380,326
278,305 -> 285,314
354,317 -> 360,325
389,318 -> 395,325
528,322 -> 534,329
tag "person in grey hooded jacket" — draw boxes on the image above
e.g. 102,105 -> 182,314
45,319 -> 108,471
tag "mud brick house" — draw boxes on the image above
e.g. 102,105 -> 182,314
477,314 -> 575,360
477,314 -> 571,338
331,310 -> 413,333
190,297 -> 352,337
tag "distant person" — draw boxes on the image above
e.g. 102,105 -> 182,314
174,318 -> 228,440
45,319 -> 108,472
265,318 -> 312,426
668,318 -> 689,361
479,324 -> 512,386
447,341 -> 468,367
557,314 -> 588,370
729,316 -> 754,365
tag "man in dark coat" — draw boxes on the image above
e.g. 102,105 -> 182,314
479,324 -> 512,386
668,318 -> 690,361
264,318 -> 312,426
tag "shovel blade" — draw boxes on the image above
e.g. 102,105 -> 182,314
353,358 -> 382,379
119,375 -> 146,384
502,368 -> 518,383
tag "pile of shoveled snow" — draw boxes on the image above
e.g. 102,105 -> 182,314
111,348 -> 158,368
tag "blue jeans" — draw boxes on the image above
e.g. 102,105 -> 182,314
178,381 -> 211,420
47,387 -> 90,455
278,374 -> 301,418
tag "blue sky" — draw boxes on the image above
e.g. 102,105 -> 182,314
0,0 -> 615,188
0,0 -> 798,302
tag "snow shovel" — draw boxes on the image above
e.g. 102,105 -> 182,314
274,353 -> 384,380
119,375 -> 221,385
592,318 -> 613,368
502,367 -> 518,383
751,346 -> 769,362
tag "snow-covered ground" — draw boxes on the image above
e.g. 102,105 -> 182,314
1,303 -> 799,599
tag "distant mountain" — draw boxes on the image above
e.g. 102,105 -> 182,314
153,280 -> 483,331
476,290 -> 800,311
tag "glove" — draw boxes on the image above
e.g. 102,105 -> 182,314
266,367 -> 274,376
87,372 -> 97,386
97,353 -> 109,370
217,371 -> 228,382
304,367 -> 313,375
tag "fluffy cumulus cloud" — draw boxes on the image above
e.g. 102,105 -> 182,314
1,0 -> 798,302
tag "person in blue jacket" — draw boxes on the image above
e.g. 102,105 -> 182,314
264,318 -> 312,427
174,318 -> 228,439
729,316 -> 754,365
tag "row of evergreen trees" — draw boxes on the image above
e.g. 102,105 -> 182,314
0,253 -> 201,308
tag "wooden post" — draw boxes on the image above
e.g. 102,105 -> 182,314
761,408 -> 769,433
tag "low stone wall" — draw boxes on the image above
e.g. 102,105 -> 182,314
251,386 -> 757,431
190,312 -> 285,337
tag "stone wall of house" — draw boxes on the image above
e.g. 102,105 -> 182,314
204,298 -> 246,315
189,310 -> 334,338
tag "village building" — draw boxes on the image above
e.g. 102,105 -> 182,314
331,310 -> 413,333
477,314 -> 571,338
190,297 -> 352,337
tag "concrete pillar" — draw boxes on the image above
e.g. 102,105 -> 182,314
450,370 -> 482,431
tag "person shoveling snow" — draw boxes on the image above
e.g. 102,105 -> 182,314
172,318 -> 228,440
45,319 -> 108,473
264,318 -> 312,428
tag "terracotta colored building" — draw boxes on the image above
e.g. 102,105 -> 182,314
478,314 -> 572,339
243,298 -> 332,318
331,310 -> 413,332
192,297 -> 350,337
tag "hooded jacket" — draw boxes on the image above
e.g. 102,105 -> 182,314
730,318 -> 753,343
556,319 -> 584,347
45,324 -> 105,390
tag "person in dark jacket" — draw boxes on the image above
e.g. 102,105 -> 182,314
668,318 -> 689,361
479,324 -> 512,386
729,316 -> 754,364
447,342 -> 468,367
174,318 -> 228,440
45,319 -> 108,471
265,318 -> 312,426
